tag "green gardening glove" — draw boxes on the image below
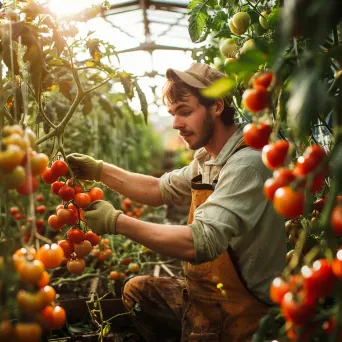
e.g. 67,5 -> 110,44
66,153 -> 103,181
83,200 -> 123,235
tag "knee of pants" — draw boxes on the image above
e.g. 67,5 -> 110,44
122,275 -> 152,311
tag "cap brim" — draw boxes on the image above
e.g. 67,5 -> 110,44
166,68 -> 207,89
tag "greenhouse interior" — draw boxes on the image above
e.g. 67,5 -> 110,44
0,0 -> 341,341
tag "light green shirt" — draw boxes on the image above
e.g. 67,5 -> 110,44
158,124 -> 286,304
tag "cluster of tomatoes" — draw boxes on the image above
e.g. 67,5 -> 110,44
0,244 -> 66,341
0,125 -> 49,195
41,158 -> 103,274
263,144 -> 327,219
270,255 -> 342,340
92,237 -> 113,262
121,197 -> 145,218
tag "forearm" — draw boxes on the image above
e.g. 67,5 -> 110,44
116,214 -> 197,262
100,162 -> 164,207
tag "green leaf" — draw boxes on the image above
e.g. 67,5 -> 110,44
102,323 -> 111,337
118,71 -> 134,100
188,4 -> 209,42
200,77 -> 236,98
225,50 -> 267,74
134,80 -> 148,124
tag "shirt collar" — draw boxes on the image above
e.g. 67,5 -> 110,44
194,123 -> 246,166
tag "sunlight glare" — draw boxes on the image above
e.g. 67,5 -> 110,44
46,0 -> 99,18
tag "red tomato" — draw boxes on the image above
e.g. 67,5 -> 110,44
89,187 -> 104,202
9,207 -> 19,216
273,186 -> 305,218
35,205 -> 46,214
74,193 -> 91,208
243,122 -> 272,149
332,250 -> 342,278
36,193 -> 44,202
59,186 -> 75,202
85,231 -> 101,246
67,228 -> 85,243
270,277 -> 290,305
37,270 -> 50,288
242,86 -> 269,112
67,258 -> 85,274
294,145 -> 326,175
51,160 -> 69,177
16,176 -> 39,195
58,239 -> 74,258
331,206 -> 342,235
41,168 -> 59,184
302,259 -> 335,298
281,291 -> 316,325
51,181 -> 65,195
252,72 -> 274,89
262,140 -> 290,170
109,271 -> 120,280
263,168 -> 295,201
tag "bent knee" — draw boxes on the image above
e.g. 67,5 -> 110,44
122,275 -> 152,310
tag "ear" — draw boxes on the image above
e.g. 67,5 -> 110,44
211,99 -> 225,118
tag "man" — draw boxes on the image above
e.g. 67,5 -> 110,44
67,63 -> 286,342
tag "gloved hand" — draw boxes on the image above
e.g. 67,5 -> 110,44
83,200 -> 123,235
66,153 -> 103,182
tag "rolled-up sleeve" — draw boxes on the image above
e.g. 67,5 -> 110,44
158,160 -> 195,206
190,162 -> 269,263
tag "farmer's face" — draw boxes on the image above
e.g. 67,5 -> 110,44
168,94 -> 215,150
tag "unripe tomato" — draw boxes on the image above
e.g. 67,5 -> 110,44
89,187 -> 104,202
59,186 -> 75,202
229,12 -> 251,35
37,243 -> 64,269
262,140 -> 290,170
3,165 -> 25,189
243,86 -> 269,113
240,39 -> 255,54
259,10 -> 269,29
42,168 -> 59,184
30,153 -> 49,176
17,290 -> 45,313
243,122 -> 272,149
16,175 -> 39,195
128,262 -> 140,273
67,228 -> 85,243
67,258 -> 85,274
51,159 -> 68,177
74,240 -> 92,257
219,38 -> 238,58
74,192 -> 91,208
0,144 -> 24,172
58,239 -> 74,258
273,186 -> 304,218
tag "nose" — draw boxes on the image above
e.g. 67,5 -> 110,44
172,115 -> 185,130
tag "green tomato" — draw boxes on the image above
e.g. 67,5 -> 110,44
3,165 -> 25,189
224,57 -> 237,66
240,39 -> 256,54
259,11 -> 269,30
219,39 -> 238,58
229,12 -> 251,35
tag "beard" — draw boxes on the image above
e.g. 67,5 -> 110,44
185,110 -> 215,150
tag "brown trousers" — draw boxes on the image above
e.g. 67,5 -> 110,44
122,275 -> 186,342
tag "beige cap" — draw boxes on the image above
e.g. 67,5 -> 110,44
166,63 -> 226,89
